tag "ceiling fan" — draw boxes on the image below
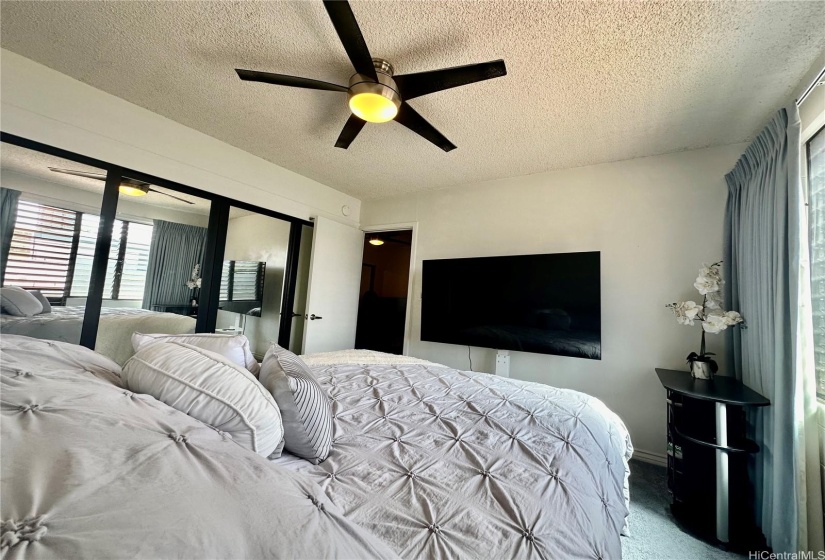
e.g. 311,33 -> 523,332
48,167 -> 195,204
235,0 -> 507,152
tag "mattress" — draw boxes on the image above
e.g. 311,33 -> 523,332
277,350 -> 633,559
0,335 -> 397,559
0,306 -> 195,365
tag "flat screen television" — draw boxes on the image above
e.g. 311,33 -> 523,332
421,251 -> 601,359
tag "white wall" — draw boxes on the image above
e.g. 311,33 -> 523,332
0,49 -> 359,226
361,144 -> 748,459
219,213 -> 291,357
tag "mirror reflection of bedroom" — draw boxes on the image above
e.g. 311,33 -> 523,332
217,208 -> 307,359
0,143 -> 103,346
0,141 -> 211,364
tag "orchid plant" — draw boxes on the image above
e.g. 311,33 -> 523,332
185,264 -> 202,290
666,262 -> 744,375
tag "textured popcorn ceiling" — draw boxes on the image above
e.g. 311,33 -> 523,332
1,1 -> 823,200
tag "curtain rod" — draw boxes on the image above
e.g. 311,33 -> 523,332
797,65 -> 825,107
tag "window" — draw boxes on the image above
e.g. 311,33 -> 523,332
70,215 -> 153,300
220,260 -> 265,302
118,222 -> 153,300
6,200 -> 152,302
808,126 -> 825,399
5,201 -> 79,301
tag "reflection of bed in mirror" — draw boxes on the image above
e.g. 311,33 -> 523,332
0,306 -> 194,365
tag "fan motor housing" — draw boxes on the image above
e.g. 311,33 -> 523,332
348,58 -> 401,114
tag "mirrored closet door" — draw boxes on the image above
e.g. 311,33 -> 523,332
1,134 -> 315,363
218,207 -> 305,359
0,142 -> 106,345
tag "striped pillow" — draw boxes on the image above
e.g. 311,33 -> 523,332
259,344 -> 333,464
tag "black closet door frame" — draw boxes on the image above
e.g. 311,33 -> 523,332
1,132 -> 313,350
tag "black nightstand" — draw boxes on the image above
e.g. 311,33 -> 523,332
656,368 -> 769,549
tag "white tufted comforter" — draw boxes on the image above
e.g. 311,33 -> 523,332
0,336 -> 396,559
1,338 -> 632,560
277,351 -> 634,560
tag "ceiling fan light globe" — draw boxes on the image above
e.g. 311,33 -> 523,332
119,184 -> 149,197
368,236 -> 384,246
349,93 -> 398,123
347,68 -> 401,124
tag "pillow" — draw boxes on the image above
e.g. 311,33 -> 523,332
122,342 -> 283,457
259,344 -> 333,464
0,286 -> 43,316
131,332 -> 260,377
29,290 -> 52,314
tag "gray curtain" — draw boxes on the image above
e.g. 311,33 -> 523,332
142,220 -> 208,310
724,105 -> 823,552
0,187 -> 22,284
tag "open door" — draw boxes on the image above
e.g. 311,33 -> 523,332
302,216 -> 364,354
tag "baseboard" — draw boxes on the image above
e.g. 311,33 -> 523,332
631,448 -> 667,467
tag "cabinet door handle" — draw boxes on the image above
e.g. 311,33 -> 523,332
309,314 -> 323,320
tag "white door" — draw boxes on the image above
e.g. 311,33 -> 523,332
302,216 -> 364,354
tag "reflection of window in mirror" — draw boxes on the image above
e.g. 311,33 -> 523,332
0,142 -> 105,345
106,174 -> 213,363
218,209 -> 291,358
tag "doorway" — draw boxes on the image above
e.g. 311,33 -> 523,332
355,229 -> 412,355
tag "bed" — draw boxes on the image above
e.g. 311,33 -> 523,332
282,350 -> 633,559
0,307 -> 195,365
1,337 -> 632,559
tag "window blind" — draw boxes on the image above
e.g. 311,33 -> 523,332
219,260 -> 231,300
69,213 -> 101,298
5,201 -> 78,300
220,261 -> 264,301
119,222 -> 153,300
808,127 -> 825,399
6,203 -> 153,303
233,261 -> 263,300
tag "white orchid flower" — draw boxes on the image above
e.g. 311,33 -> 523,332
701,313 -> 729,334
694,274 -> 720,295
723,310 -> 743,325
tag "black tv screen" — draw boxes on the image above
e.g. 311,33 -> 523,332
421,251 -> 601,359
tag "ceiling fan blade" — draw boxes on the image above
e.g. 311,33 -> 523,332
335,114 -> 367,149
147,188 -> 195,205
235,69 -> 348,92
394,59 -> 507,100
47,167 -> 107,181
394,103 -> 456,152
322,0 -> 377,81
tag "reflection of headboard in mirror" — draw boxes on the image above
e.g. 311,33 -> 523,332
219,261 -> 266,316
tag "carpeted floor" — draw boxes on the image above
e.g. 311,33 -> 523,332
622,460 -> 744,559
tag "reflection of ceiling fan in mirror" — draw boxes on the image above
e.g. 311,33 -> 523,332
47,167 -> 195,204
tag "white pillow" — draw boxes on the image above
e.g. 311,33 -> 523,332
122,342 -> 283,457
131,332 -> 260,376
0,286 -> 43,316
29,290 -> 52,314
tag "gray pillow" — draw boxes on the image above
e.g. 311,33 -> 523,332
0,286 -> 43,316
29,290 -> 52,314
259,344 -> 333,464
